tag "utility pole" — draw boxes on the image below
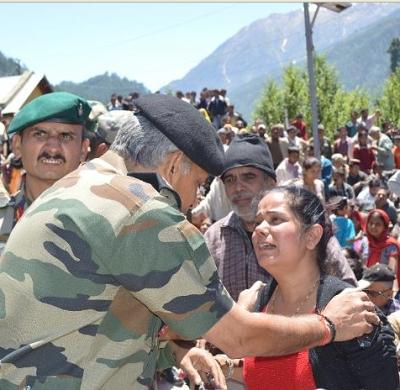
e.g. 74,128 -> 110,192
303,2 -> 351,161
303,2 -> 320,160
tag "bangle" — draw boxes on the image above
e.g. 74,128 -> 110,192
226,358 -> 234,380
317,312 -> 336,345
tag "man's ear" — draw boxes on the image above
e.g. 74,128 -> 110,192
305,224 -> 323,250
11,134 -> 22,159
166,151 -> 184,175
80,138 -> 90,162
94,143 -> 109,159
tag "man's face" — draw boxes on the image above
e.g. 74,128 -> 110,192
364,281 -> 393,308
350,163 -> 360,174
358,133 -> 368,146
271,127 -> 280,140
171,158 -> 209,214
288,151 -> 299,164
339,127 -> 347,138
369,185 -> 380,197
287,128 -> 296,139
375,189 -> 388,207
257,127 -> 266,138
222,166 -> 275,222
333,172 -> 344,185
13,121 -> 88,184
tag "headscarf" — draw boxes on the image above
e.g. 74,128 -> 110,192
366,209 -> 400,271
350,208 -> 366,233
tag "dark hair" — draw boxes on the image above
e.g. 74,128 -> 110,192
265,185 -> 331,273
343,248 -> 364,280
369,178 -> 382,188
327,196 -> 348,214
358,129 -> 368,138
302,157 -> 321,170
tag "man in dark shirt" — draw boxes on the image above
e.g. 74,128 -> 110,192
347,158 -> 368,196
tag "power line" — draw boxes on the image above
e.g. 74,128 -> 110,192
100,4 -> 238,49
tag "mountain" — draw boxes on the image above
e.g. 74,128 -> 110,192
53,72 -> 150,104
325,7 -> 400,94
165,3 -> 400,119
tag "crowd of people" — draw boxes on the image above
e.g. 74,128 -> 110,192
0,88 -> 399,389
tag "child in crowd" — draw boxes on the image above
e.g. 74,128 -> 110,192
329,196 -> 355,249
358,263 -> 400,316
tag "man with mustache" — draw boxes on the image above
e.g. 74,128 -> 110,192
0,97 -> 377,389
205,135 -> 356,302
0,92 -> 90,252
204,135 -> 276,301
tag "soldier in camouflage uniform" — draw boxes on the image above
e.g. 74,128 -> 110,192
0,94 -> 379,389
0,92 -> 90,254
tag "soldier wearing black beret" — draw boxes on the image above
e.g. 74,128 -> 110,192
0,93 -> 380,390
0,92 -> 91,252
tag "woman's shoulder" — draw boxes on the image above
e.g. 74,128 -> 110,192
316,275 -> 352,309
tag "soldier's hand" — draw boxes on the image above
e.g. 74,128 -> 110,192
178,347 -> 227,390
322,289 -> 379,342
237,281 -> 265,312
190,211 -> 207,229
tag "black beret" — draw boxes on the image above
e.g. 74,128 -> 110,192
358,263 -> 395,289
221,134 -> 276,181
134,94 -> 224,176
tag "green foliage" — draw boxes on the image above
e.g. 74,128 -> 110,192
387,37 -> 400,74
253,79 -> 284,125
254,55 -> 374,140
380,67 -> 400,126
314,56 -> 340,138
282,65 -> 308,122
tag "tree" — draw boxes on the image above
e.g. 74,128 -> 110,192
314,56 -> 341,140
253,79 -> 284,127
380,67 -> 400,126
282,65 -> 309,123
253,55 -> 374,140
387,37 -> 400,74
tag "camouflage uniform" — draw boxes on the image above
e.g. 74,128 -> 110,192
0,154 -> 233,389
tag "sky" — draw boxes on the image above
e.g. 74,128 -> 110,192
0,2 -> 302,91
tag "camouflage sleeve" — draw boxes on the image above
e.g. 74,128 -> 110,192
111,197 -> 234,340
157,342 -> 177,371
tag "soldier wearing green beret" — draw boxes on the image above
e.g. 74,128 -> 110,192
0,94 -> 379,389
0,92 -> 90,252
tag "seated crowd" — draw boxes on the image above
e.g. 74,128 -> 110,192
1,88 -> 400,389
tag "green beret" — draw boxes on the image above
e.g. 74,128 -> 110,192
8,92 -> 91,136
134,94 -> 225,176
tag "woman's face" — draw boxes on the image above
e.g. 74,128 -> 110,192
367,213 -> 386,238
304,165 -> 320,181
252,192 -> 306,272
